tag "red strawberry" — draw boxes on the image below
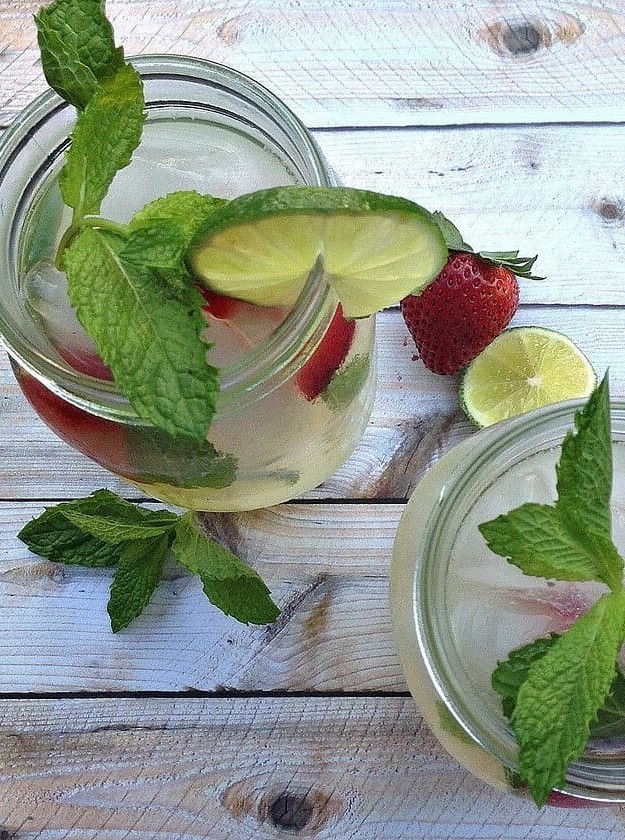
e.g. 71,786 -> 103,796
400,213 -> 540,375
15,366 -> 135,478
401,252 -> 520,375
296,304 -> 355,400
197,286 -> 242,320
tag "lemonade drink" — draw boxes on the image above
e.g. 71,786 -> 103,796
0,57 -> 376,510
391,402 -> 625,803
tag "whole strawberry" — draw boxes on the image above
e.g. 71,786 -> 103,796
401,212 -> 539,375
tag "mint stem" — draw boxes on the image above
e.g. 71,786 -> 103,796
56,216 -> 129,269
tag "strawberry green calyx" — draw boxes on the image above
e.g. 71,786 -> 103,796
431,210 -> 543,280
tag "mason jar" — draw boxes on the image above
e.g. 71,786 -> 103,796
390,400 -> 625,805
0,56 -> 376,511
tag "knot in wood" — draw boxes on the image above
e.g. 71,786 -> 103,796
269,792 -> 314,831
502,22 -> 542,55
481,18 -> 552,58
595,198 -> 625,223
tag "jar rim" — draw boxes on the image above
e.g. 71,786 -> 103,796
395,398 -> 625,802
0,54 -> 337,423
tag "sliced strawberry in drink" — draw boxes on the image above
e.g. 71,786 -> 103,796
197,286 -> 242,320
296,304 -> 355,401
15,366 -> 135,478
58,346 -> 114,381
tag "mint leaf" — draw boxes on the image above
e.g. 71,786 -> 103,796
62,507 -> 177,544
35,0 -> 124,110
171,513 -> 280,625
479,504 -> 623,591
123,192 -> 227,296
494,635 -> 625,741
492,634 -> 560,718
557,373 -> 612,539
592,670 -> 625,739
513,589 -> 625,807
322,354 -> 371,411
59,62 -> 145,220
122,221 -> 187,273
128,191 -> 226,238
107,534 -> 168,632
64,227 -> 219,441
18,490 -> 129,566
128,428 -> 237,489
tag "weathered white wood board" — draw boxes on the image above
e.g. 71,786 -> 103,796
0,500 -> 403,692
317,125 -> 625,305
2,0 -> 625,128
1,697 -> 625,840
1,306 -> 622,502
2,120 -> 625,305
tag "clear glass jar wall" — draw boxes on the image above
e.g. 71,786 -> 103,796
0,57 -> 376,510
390,401 -> 625,805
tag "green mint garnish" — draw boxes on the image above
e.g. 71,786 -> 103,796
18,490 -> 279,631
492,634 -> 560,719
35,0 -> 223,441
494,634 -> 625,741
123,191 -> 227,297
127,428 -> 238,490
321,353 -> 371,411
171,513 -> 280,625
514,590 -> 625,807
63,227 -> 219,442
107,534 -> 169,633
480,376 -> 622,593
556,376 -> 613,539
59,62 -> 145,223
35,0 -> 124,110
481,372 -> 625,807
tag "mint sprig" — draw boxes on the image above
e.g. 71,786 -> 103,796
480,373 -> 625,806
493,634 -> 625,741
480,376 -> 622,593
59,62 -> 145,222
514,591 -> 625,807
35,0 -> 124,110
18,490 -> 280,632
64,227 -> 220,442
35,0 -> 224,442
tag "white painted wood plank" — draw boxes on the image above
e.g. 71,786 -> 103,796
0,306 -> 620,501
0,500 -> 404,692
2,1 -> 625,128
318,125 -> 625,306
1,697 -> 624,840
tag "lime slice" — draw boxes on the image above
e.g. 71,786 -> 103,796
461,326 -> 597,428
187,186 -> 447,318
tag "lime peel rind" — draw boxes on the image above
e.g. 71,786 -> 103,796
461,326 -> 597,428
187,186 -> 448,318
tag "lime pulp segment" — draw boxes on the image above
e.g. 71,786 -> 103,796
461,326 -> 597,428
187,187 -> 448,318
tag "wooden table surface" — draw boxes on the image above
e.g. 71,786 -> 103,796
3,1 -> 625,837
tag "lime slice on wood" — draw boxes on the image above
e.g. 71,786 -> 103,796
187,186 -> 447,318
461,326 -> 597,428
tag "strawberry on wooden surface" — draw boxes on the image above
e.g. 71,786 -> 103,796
401,213 -> 539,376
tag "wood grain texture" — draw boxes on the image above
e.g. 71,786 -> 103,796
1,697 -> 625,840
0,500 -> 403,692
2,0 -> 625,128
1,306 -> 622,502
318,125 -> 625,305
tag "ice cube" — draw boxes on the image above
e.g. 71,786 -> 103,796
23,261 -> 111,380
